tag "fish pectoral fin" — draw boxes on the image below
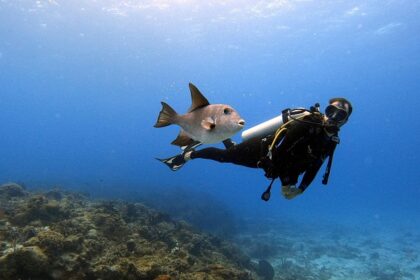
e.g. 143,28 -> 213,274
201,117 -> 216,130
171,130 -> 195,147
188,83 -> 210,112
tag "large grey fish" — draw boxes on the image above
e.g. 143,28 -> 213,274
154,83 -> 245,147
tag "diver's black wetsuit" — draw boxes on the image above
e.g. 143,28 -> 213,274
190,113 -> 338,192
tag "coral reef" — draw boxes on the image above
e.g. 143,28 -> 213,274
0,183 -> 262,280
128,187 -> 239,238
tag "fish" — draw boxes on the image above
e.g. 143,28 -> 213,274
154,83 -> 245,147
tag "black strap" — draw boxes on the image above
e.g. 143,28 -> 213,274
282,109 -> 290,124
322,137 -> 339,185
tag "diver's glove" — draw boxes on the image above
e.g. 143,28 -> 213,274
281,185 -> 303,200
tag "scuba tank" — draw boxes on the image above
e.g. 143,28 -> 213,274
241,108 -> 311,141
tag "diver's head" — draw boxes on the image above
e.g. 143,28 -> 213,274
325,97 -> 352,127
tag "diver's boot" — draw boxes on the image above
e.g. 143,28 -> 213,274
223,139 -> 236,149
157,150 -> 193,171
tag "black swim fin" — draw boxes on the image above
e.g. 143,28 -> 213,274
156,154 -> 186,171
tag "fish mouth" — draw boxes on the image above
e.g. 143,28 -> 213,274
238,120 -> 245,127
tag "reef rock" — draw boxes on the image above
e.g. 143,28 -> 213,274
0,246 -> 49,279
0,186 -> 262,280
256,260 -> 275,280
0,182 -> 27,198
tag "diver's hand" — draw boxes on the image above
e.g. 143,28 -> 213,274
285,187 -> 302,200
282,185 -> 302,200
281,185 -> 291,196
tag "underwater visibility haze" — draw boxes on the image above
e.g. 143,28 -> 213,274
1,1 -> 420,279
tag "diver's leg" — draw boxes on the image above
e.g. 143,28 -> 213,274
158,137 -> 264,171
157,147 -> 235,171
190,139 -> 262,168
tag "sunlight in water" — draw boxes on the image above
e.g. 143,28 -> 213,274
5,0 -> 307,22
101,0 -> 295,18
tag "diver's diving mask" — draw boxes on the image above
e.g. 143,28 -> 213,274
325,104 -> 348,124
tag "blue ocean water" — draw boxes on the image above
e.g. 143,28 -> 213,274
1,0 -> 419,257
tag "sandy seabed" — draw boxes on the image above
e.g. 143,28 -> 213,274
235,219 -> 420,280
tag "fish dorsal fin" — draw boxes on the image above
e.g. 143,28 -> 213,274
188,83 -> 210,112
171,130 -> 195,147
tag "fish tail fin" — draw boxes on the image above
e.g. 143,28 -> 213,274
154,102 -> 178,128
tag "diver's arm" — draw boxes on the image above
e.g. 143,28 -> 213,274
298,160 -> 324,192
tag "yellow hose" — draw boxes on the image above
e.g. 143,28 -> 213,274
267,114 -> 308,158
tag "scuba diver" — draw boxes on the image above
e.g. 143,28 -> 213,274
158,98 -> 352,201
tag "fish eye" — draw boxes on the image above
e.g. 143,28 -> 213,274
223,108 -> 231,115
